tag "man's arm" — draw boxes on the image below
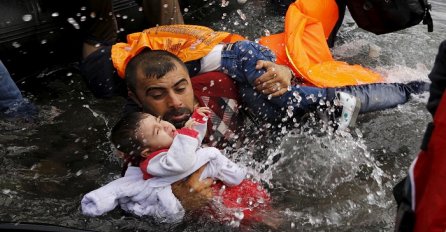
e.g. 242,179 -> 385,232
171,166 -> 213,211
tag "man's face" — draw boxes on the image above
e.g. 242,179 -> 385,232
129,61 -> 196,128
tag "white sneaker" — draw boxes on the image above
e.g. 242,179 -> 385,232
337,92 -> 361,130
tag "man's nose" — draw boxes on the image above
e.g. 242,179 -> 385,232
167,93 -> 183,108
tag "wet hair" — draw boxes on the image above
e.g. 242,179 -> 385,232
110,112 -> 150,159
125,49 -> 188,93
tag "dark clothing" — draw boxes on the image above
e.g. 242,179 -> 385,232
82,0 -> 117,46
427,40 -> 446,116
80,46 -> 127,98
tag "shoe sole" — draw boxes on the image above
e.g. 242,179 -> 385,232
347,98 -> 361,128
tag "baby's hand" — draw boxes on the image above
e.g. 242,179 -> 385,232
195,107 -> 211,118
184,118 -> 197,129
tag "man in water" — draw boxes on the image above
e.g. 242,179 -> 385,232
80,2 -> 430,210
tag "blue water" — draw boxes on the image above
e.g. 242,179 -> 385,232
0,0 -> 445,231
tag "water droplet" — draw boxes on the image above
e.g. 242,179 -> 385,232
67,18 -> 80,29
163,4 -> 168,8
234,210 -> 244,220
12,42 -> 21,48
355,128 -> 363,138
75,170 -> 83,176
22,14 -> 32,22
236,9 -> 246,21
184,8 -> 189,13
51,12 -> 59,17
2,189 -> 11,194
287,106 -> 294,118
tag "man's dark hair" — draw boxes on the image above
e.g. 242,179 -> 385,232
125,49 -> 188,93
110,112 -> 150,158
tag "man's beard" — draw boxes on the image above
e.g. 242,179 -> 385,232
162,107 -> 192,128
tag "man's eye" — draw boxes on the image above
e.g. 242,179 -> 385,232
175,87 -> 186,93
148,91 -> 165,99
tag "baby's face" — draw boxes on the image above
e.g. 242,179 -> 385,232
137,115 -> 177,152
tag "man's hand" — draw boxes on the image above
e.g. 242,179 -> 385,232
254,60 -> 293,97
171,166 -> 213,211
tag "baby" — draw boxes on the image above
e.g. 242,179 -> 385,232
81,107 -> 271,224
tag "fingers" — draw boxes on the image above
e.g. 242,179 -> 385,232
195,106 -> 211,116
270,87 -> 288,97
184,118 -> 195,128
254,62 -> 277,86
255,73 -> 288,94
191,179 -> 213,201
257,82 -> 288,96
254,62 -> 292,97
187,166 -> 213,192
255,60 -> 275,70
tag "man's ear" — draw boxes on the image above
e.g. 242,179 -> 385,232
128,89 -> 142,108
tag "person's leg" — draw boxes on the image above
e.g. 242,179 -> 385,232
0,60 -> 37,118
336,81 -> 430,113
0,60 -> 24,112
140,0 -> 184,27
222,41 -> 430,125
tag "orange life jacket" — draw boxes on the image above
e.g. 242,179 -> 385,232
259,0 -> 383,87
111,24 -> 244,78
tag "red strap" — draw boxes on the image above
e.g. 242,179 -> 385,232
177,128 -> 199,138
140,149 -> 168,180
191,108 -> 209,123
